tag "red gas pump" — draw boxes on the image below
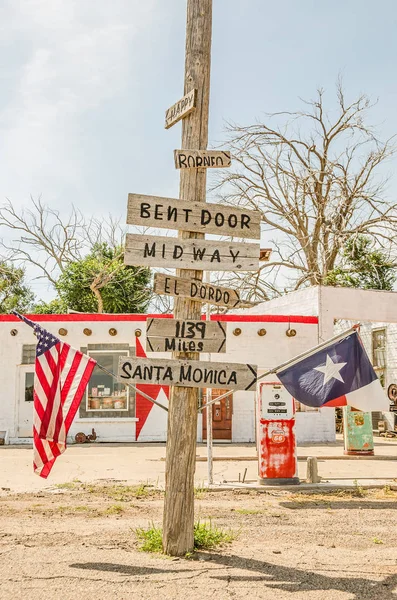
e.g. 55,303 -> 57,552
257,382 -> 299,485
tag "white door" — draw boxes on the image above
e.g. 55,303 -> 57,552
18,366 -> 35,437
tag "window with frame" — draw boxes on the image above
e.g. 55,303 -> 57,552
22,345 -> 36,365
372,329 -> 386,369
86,351 -> 130,412
25,372 -> 34,402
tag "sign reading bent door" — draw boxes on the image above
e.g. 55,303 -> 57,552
174,149 -> 231,169
119,357 -> 257,391
146,318 -> 226,353
165,89 -> 197,129
126,194 -> 261,239
153,273 -> 257,309
124,234 -> 260,271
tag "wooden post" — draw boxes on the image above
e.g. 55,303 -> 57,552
162,0 -> 213,556
306,457 -> 320,483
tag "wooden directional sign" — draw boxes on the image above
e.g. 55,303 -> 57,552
165,89 -> 197,129
118,357 -> 257,391
125,233 -> 261,271
153,273 -> 257,309
174,149 -> 231,169
146,318 -> 226,353
126,194 -> 261,239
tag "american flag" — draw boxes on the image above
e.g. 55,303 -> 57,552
13,313 -> 96,478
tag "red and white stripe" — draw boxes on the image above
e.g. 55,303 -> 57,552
33,340 -> 96,478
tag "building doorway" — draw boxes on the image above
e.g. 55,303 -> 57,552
17,367 -> 34,437
202,389 -> 233,441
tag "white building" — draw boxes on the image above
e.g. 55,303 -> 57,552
2,285 -> 394,446
0,311 -> 335,445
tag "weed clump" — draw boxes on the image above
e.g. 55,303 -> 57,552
135,519 -> 234,554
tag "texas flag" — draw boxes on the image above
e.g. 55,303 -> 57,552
277,332 -> 389,412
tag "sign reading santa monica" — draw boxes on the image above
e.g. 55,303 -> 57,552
118,357 -> 257,392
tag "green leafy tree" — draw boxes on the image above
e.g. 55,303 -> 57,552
50,243 -> 151,314
33,298 -> 68,314
325,236 -> 396,290
0,262 -> 35,313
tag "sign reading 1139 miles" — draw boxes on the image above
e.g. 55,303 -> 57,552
146,318 -> 226,353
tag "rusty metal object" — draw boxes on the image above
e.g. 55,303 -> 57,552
87,428 -> 97,441
75,429 -> 96,444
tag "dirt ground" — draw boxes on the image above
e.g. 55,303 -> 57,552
1,481 -> 397,599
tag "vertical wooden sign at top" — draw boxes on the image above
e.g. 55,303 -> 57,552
165,89 -> 197,129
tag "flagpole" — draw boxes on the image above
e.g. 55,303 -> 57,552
11,310 -> 168,413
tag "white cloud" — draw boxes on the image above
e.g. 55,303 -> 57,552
0,0 -> 157,206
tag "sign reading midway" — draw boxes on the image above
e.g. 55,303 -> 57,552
165,89 -> 197,129
174,149 -> 231,169
153,273 -> 257,309
126,194 -> 261,239
118,357 -> 257,391
146,318 -> 226,354
124,234 -> 261,271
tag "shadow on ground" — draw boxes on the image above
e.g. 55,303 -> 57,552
70,554 -> 397,598
71,562 -> 191,576
280,500 -> 397,510
208,554 -> 397,599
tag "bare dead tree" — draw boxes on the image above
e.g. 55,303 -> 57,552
212,84 -> 397,299
0,197 -> 150,312
0,197 -> 86,285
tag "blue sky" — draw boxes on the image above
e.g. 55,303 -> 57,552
0,0 -> 396,298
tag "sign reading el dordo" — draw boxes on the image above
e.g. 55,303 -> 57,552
165,89 -> 197,129
127,194 -> 261,239
124,233 -> 261,271
174,149 -> 231,170
153,273 -> 257,309
118,357 -> 257,392
146,318 -> 226,353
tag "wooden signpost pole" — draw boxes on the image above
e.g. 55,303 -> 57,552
162,0 -> 213,556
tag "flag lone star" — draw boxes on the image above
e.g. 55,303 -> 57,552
314,354 -> 347,385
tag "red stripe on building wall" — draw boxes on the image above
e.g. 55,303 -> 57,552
1,313 -> 318,324
1,314 -> 173,322
211,315 -> 318,324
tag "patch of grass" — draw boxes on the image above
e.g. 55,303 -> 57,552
373,537 -> 383,544
382,485 -> 394,496
55,482 -> 79,490
135,519 -> 235,554
54,481 -> 160,501
193,519 -> 234,550
74,505 -> 89,512
235,508 -> 262,515
106,504 -> 124,515
136,522 -> 163,553
86,482 -> 159,501
352,480 -> 366,498
194,483 -> 206,499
